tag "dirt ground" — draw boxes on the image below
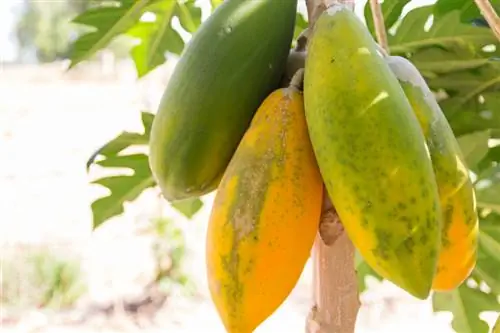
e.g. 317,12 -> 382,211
0,60 -> 484,333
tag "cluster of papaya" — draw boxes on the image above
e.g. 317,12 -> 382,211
148,0 -> 479,332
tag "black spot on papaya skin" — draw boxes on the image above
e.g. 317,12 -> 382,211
403,237 -> 415,253
372,229 -> 392,261
441,203 -> 454,248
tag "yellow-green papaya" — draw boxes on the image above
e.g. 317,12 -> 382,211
149,0 -> 297,201
206,74 -> 323,333
387,56 -> 478,291
303,5 -> 442,299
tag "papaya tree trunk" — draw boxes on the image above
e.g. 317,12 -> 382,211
304,1 -> 360,332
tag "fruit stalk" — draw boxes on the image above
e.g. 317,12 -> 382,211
369,0 -> 389,53
474,0 -> 500,41
304,0 -> 360,332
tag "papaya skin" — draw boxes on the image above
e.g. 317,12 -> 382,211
387,56 -> 478,291
149,0 -> 297,201
303,5 -> 442,299
206,79 -> 323,333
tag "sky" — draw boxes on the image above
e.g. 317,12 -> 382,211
0,0 -> 437,63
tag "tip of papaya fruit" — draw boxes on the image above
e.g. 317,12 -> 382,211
405,284 -> 431,300
380,263 -> 433,300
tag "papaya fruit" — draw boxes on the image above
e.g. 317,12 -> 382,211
149,0 -> 297,201
206,72 -> 323,333
386,56 -> 478,291
303,5 -> 442,299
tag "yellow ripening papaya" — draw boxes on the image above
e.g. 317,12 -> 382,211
386,56 -> 479,291
206,72 -> 323,333
303,5 -> 442,299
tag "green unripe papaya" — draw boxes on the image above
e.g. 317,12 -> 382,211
149,0 -> 297,201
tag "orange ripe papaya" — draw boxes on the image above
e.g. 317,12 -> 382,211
206,71 -> 322,333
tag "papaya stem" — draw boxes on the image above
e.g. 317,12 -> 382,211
474,0 -> 500,42
295,29 -> 310,52
290,68 -> 305,90
369,0 -> 389,54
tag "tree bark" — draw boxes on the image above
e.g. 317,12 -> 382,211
306,197 -> 360,333
303,2 -> 360,332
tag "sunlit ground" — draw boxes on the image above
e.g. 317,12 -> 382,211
1,60 -> 496,333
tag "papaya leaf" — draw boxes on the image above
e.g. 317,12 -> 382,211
474,213 -> 500,294
355,251 -> 382,293
69,0 -> 154,69
170,198 -> 203,219
457,130 -> 491,171
364,0 -> 410,35
478,145 -> 500,171
429,64 -> 500,98
210,0 -> 224,12
390,7 -> 497,55
432,283 -> 500,333
175,0 -> 202,33
127,0 -> 185,77
91,154 -> 156,229
293,12 -> 308,43
475,165 -> 500,213
434,0 -> 500,24
411,48 -> 493,76
86,111 -> 153,170
440,92 -> 500,137
87,111 -> 203,224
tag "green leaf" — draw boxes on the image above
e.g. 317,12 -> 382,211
86,111 -> 153,170
439,92 -> 500,137
176,0 -> 202,33
457,130 -> 491,171
355,251 -> 382,293
91,154 -> 155,228
69,0 -> 154,69
127,1 -> 184,77
429,64 -> 500,99
210,0 -> 224,12
170,197 -> 203,219
87,110 -> 204,225
433,283 -> 500,333
87,111 -> 155,228
478,145 -> 500,171
474,213 -> 500,294
435,0 -> 500,24
475,165 -> 500,213
390,7 -> 496,55
412,48 -> 493,75
293,12 -> 308,43
364,0 -> 410,35
127,0 -> 201,77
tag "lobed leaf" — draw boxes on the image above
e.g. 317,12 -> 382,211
390,7 -> 496,55
433,282 -> 500,333
69,0 -> 154,68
